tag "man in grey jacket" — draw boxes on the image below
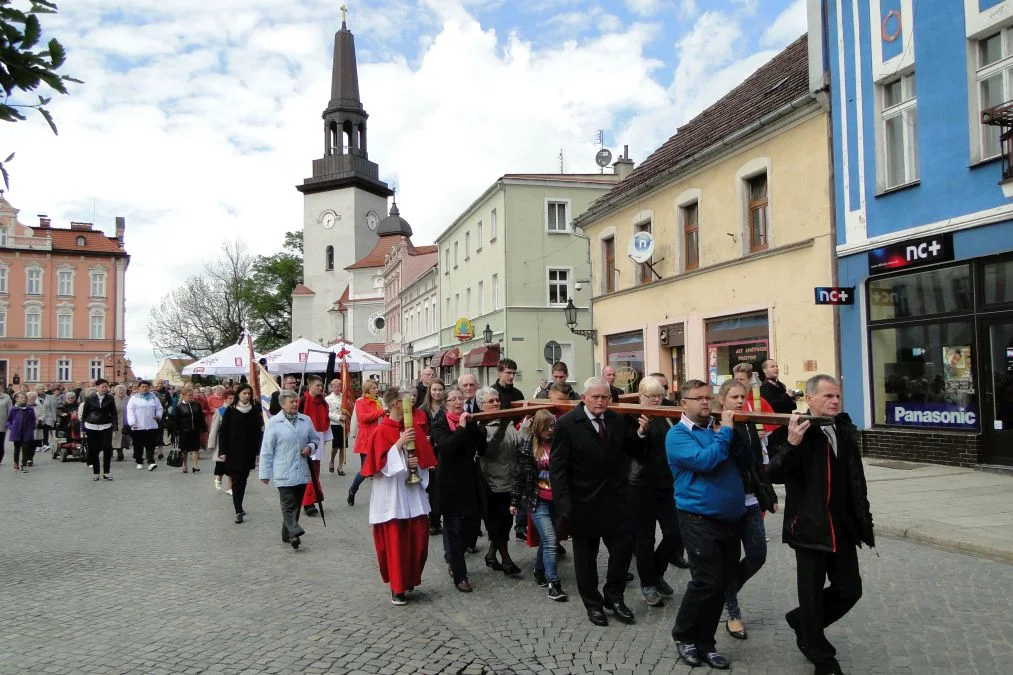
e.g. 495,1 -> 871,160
35,384 -> 58,452
0,388 -> 12,465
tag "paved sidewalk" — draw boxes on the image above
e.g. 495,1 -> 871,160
860,459 -> 1013,562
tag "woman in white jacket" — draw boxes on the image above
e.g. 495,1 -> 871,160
126,381 -> 164,471
325,378 -> 348,475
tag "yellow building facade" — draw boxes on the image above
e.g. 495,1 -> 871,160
575,37 -> 837,396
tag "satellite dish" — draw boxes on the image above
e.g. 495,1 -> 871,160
595,148 -> 613,168
628,231 -> 655,264
544,340 -> 562,365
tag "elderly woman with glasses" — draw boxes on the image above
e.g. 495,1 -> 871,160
259,389 -> 321,550
475,386 -> 524,577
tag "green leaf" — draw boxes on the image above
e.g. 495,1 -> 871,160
1,162 -> 10,191
4,152 -> 14,162
39,106 -> 57,134
61,75 -> 83,84
48,37 -> 65,68
23,13 -> 40,48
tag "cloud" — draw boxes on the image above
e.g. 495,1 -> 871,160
678,0 -> 698,19
625,0 -> 663,16
762,0 -> 807,47
6,0 -> 804,377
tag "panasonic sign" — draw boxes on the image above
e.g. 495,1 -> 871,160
886,402 -> 978,430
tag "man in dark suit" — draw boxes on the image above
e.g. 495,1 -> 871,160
759,359 -> 801,414
269,375 -> 298,416
550,377 -> 648,627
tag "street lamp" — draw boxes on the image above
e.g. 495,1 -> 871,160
563,298 -> 597,344
483,324 -> 493,344
404,342 -> 414,356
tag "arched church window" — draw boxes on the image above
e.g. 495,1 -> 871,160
328,121 -> 339,156
343,120 -> 354,153
325,245 -> 334,271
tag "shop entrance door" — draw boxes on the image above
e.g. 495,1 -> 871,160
980,315 -> 1013,466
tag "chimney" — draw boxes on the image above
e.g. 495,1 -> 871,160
70,221 -> 93,231
38,215 -> 51,229
115,216 -> 126,248
612,145 -> 635,180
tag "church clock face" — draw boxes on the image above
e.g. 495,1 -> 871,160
320,210 -> 337,229
366,211 -> 379,231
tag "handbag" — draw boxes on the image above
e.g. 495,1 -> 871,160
749,466 -> 778,513
166,449 -> 183,468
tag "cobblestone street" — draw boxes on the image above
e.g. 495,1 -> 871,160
2,452 -> 1011,674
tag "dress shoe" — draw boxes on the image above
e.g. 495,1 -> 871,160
603,599 -> 635,624
514,528 -> 527,540
672,554 -> 690,569
501,562 -> 521,576
786,609 -> 809,658
484,555 -> 504,571
455,579 -> 473,593
346,492 -> 355,506
556,543 -> 567,557
642,587 -> 663,607
700,649 -> 730,670
655,578 -> 675,597
625,572 -> 635,583
290,536 -> 301,550
282,534 -> 291,543
235,513 -> 244,524
674,641 -> 701,667
726,617 -> 748,639
586,607 -> 608,627
304,505 -> 318,517
813,660 -> 844,675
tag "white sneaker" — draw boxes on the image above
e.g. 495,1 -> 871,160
225,489 -> 233,496
136,464 -> 144,470
148,463 -> 157,471
215,478 -> 222,491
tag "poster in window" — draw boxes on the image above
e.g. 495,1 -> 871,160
942,346 -> 974,396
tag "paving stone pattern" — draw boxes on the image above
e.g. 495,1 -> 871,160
1,451 -> 1011,674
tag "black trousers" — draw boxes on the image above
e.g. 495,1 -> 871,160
426,467 -> 441,527
13,440 -> 33,466
85,428 -> 113,475
442,514 -> 473,583
0,431 -> 5,464
132,429 -> 157,464
788,544 -> 862,666
673,511 -> 740,652
277,484 -> 307,541
231,471 -> 250,514
631,484 -> 682,587
571,532 -> 634,610
483,490 -> 513,547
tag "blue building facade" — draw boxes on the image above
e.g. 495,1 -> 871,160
813,0 -> 1013,466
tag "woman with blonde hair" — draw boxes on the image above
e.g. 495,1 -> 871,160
510,409 -> 566,601
347,378 -> 385,506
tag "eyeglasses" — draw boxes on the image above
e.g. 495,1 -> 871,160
681,396 -> 710,402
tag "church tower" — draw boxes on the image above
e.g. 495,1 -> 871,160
292,11 -> 392,344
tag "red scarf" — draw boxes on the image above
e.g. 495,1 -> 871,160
362,409 -> 437,477
302,393 -> 330,433
445,410 -> 462,431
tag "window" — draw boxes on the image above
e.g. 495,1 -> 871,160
746,173 -> 769,252
492,273 -> 500,310
58,269 -> 73,296
325,245 -> 334,271
636,221 -> 653,284
465,232 -> 471,260
90,270 -> 107,298
880,73 -> 919,189
477,280 -> 484,315
26,268 -> 42,295
89,359 -> 103,381
466,287 -> 472,316
0,310 -> 6,337
25,359 -> 39,382
57,359 -> 71,382
0,267 -> 7,293
57,312 -> 72,339
454,293 -> 460,317
868,265 -> 973,321
682,202 -> 700,271
445,298 -> 451,324
431,299 -> 437,330
90,313 -> 105,339
454,241 -> 459,268
602,237 -> 616,293
476,221 -> 483,251
25,310 -> 41,338
0,226 -> 7,247
490,209 -> 498,241
444,248 -> 450,274
977,30 -> 1013,160
546,201 -> 569,232
547,268 -> 570,306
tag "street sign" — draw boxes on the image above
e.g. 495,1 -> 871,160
628,231 -> 654,264
868,233 -> 954,274
595,148 -> 613,168
544,340 -> 562,365
814,286 -> 856,305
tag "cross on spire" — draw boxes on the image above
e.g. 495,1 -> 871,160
340,3 -> 347,25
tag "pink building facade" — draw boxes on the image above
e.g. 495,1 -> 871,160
0,194 -> 130,388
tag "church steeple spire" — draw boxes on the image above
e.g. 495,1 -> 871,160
298,8 -> 391,198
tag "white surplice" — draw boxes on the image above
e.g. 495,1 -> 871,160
367,444 -> 431,525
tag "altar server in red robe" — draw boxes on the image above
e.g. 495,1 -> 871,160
299,376 -> 330,515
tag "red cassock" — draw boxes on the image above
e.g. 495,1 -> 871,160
366,413 -> 438,594
301,393 -> 330,507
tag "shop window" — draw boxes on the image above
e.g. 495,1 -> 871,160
705,311 -> 769,392
984,258 -> 1013,305
870,321 -> 978,430
605,330 -> 644,392
868,265 -> 972,321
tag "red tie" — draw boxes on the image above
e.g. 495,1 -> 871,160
595,417 -> 606,441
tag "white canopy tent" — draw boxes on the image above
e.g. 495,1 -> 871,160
181,343 -> 262,377
263,338 -> 391,374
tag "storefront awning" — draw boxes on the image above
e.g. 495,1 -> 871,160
463,344 -> 501,368
434,347 -> 460,367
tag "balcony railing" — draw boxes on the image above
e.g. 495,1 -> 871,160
0,234 -> 53,251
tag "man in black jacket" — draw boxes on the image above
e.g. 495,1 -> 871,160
759,359 -> 801,414
415,366 -> 435,407
768,374 -> 874,675
535,361 -> 580,401
491,358 -> 525,408
602,365 -> 623,402
269,375 -> 298,416
81,378 -> 118,481
550,377 -> 648,627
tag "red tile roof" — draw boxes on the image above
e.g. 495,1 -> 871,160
360,342 -> 386,358
37,227 -> 125,255
579,34 -> 810,222
346,237 -> 436,270
292,284 -> 315,295
333,285 -> 350,311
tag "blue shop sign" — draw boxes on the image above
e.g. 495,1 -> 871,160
885,401 -> 978,430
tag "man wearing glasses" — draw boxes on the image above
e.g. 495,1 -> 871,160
665,379 -> 743,671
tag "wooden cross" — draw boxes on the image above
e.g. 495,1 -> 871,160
470,398 -> 833,427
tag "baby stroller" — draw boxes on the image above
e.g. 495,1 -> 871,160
54,408 -> 88,462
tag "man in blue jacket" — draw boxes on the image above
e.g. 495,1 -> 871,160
665,379 -> 744,671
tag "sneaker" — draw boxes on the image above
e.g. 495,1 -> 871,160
102,475 -> 113,481
547,581 -> 568,602
533,570 -> 548,587
215,477 -> 222,491
642,586 -> 663,607
391,592 -> 407,606
225,489 -> 233,496
148,463 -> 158,472
656,578 -> 675,597
137,464 -> 144,470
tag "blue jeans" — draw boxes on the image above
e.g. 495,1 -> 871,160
348,454 -> 367,495
724,505 -> 768,620
530,499 -> 559,582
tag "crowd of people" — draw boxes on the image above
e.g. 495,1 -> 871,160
1,355 -> 873,675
